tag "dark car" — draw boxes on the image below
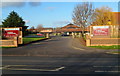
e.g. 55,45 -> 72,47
61,34 -> 69,36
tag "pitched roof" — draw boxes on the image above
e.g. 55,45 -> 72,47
62,23 -> 80,28
41,28 -> 53,30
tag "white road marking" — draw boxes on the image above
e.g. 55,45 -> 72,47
54,67 -> 65,71
72,46 -> 85,50
106,52 -> 120,54
93,66 -> 120,67
0,65 -> 10,69
94,66 -> 120,73
1,65 -> 65,71
95,71 -> 120,73
1,60 -> 118,62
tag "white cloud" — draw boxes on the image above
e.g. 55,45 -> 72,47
24,20 -> 30,24
29,2 -> 41,7
1,2 -> 25,8
1,0 -> 119,2
2,0 -> 24,2
53,21 -> 70,25
45,7 -> 57,11
1,0 -> 41,8
2,0 -> 41,2
1,0 -> 118,8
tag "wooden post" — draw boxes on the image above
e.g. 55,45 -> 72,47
46,33 -> 49,38
86,39 -> 90,46
72,33 -> 75,38
18,31 -> 23,44
110,25 -> 112,37
14,40 -> 18,47
72,32 -> 74,36
78,33 -> 81,38
89,26 -> 92,38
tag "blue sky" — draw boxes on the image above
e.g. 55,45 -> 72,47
1,2 -> 118,28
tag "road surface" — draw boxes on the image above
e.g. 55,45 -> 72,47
1,36 -> 119,76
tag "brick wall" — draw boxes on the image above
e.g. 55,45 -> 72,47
90,38 -> 120,46
0,40 -> 17,47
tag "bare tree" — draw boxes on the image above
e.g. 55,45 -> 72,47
29,26 -> 35,30
36,24 -> 43,32
72,2 -> 95,36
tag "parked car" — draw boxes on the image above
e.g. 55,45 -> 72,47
61,33 -> 69,36
37,33 -> 43,36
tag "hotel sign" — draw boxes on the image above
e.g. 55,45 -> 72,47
3,28 -> 20,37
93,26 -> 109,36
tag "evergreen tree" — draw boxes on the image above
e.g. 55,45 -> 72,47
2,11 -> 28,36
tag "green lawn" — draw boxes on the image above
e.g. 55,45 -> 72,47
23,37 -> 46,44
89,45 -> 120,49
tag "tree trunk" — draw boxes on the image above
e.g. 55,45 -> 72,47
81,26 -> 85,37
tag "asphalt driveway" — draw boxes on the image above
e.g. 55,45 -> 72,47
1,36 -> 119,75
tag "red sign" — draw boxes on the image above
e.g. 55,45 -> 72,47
3,28 -> 19,37
93,26 -> 109,36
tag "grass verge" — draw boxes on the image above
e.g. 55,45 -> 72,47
23,37 -> 46,44
89,45 -> 120,49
